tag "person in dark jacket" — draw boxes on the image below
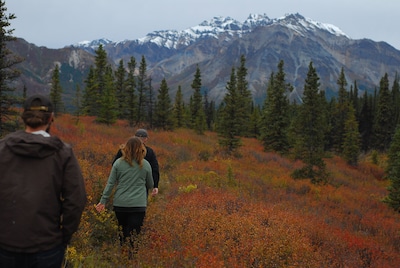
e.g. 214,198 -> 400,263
112,129 -> 160,196
0,94 -> 87,268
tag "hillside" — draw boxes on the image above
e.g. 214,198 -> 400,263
51,114 -> 400,267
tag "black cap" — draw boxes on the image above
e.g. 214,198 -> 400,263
135,129 -> 148,137
24,94 -> 53,112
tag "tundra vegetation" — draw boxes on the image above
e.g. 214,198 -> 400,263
50,115 -> 400,267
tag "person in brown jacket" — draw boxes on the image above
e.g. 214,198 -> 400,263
0,94 -> 87,268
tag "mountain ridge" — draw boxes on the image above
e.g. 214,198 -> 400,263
72,13 -> 349,51
8,13 -> 400,109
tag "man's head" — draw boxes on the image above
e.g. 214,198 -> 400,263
21,94 -> 54,130
135,129 -> 148,142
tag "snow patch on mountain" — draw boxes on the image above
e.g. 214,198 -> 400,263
73,13 -> 349,50
276,13 -> 349,38
72,38 -> 113,49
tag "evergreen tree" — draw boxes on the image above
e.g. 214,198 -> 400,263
82,67 -> 96,116
330,67 -> 350,153
147,77 -> 155,128
383,125 -> 400,212
82,45 -> 109,117
350,80 -> 360,120
391,73 -> 400,126
154,78 -> 173,130
173,86 -> 185,128
204,89 -> 215,131
97,66 -> 117,125
218,67 -> 242,155
260,60 -> 290,154
49,64 -> 64,116
358,91 -> 374,152
372,73 -> 393,151
114,59 -> 127,119
249,104 -> 261,138
126,57 -> 137,127
0,1 -> 23,136
291,62 -> 328,184
190,65 -> 206,134
73,84 -> 82,124
236,55 -> 252,136
342,104 -> 360,166
93,44 -> 108,115
136,55 -> 148,125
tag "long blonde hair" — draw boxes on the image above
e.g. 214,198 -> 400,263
121,137 -> 146,167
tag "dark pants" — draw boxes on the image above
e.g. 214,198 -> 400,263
0,244 -> 65,268
114,211 -> 146,246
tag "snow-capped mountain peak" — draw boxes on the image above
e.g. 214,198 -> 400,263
276,13 -> 349,38
73,13 -> 349,51
135,13 -> 349,49
72,38 -> 113,49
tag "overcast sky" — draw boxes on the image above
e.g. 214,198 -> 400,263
6,0 -> 400,50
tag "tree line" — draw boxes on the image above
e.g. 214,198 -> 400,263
76,45 -> 400,209
1,1 -> 399,212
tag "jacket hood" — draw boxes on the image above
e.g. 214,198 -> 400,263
5,130 -> 64,158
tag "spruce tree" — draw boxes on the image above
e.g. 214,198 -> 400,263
82,67 -> 96,116
236,55 -> 252,136
391,73 -> 400,126
94,44 -> 108,113
372,73 -> 393,151
82,45 -> 109,117
97,66 -> 117,125
204,89 -> 215,131
190,65 -> 206,134
154,78 -> 173,130
358,91 -> 374,152
260,60 -> 290,154
218,67 -> 242,155
136,55 -> 148,125
50,64 -> 64,116
147,77 -> 155,128
342,104 -> 360,166
114,59 -> 127,119
350,80 -> 360,121
0,1 -> 23,136
73,84 -> 82,124
383,125 -> 400,212
291,62 -> 328,184
249,104 -> 261,138
330,67 -> 350,153
126,57 -> 137,127
173,86 -> 185,128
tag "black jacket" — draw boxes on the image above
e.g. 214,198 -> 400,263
112,145 -> 160,188
0,130 -> 87,253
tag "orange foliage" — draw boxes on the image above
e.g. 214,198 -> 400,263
51,115 -> 400,267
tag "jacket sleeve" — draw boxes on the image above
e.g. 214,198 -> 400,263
145,146 -> 160,188
100,163 -> 118,204
112,149 -> 122,165
61,146 -> 87,245
144,160 -> 154,190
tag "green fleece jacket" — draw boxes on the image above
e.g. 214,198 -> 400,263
100,158 -> 153,207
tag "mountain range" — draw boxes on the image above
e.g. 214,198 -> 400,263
8,13 -> 400,108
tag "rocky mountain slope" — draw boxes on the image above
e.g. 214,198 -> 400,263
9,13 -> 400,107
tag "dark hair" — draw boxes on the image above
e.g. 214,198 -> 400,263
21,110 -> 52,128
21,94 -> 53,128
121,137 -> 146,167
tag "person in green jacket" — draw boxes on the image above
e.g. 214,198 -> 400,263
96,137 -> 153,248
